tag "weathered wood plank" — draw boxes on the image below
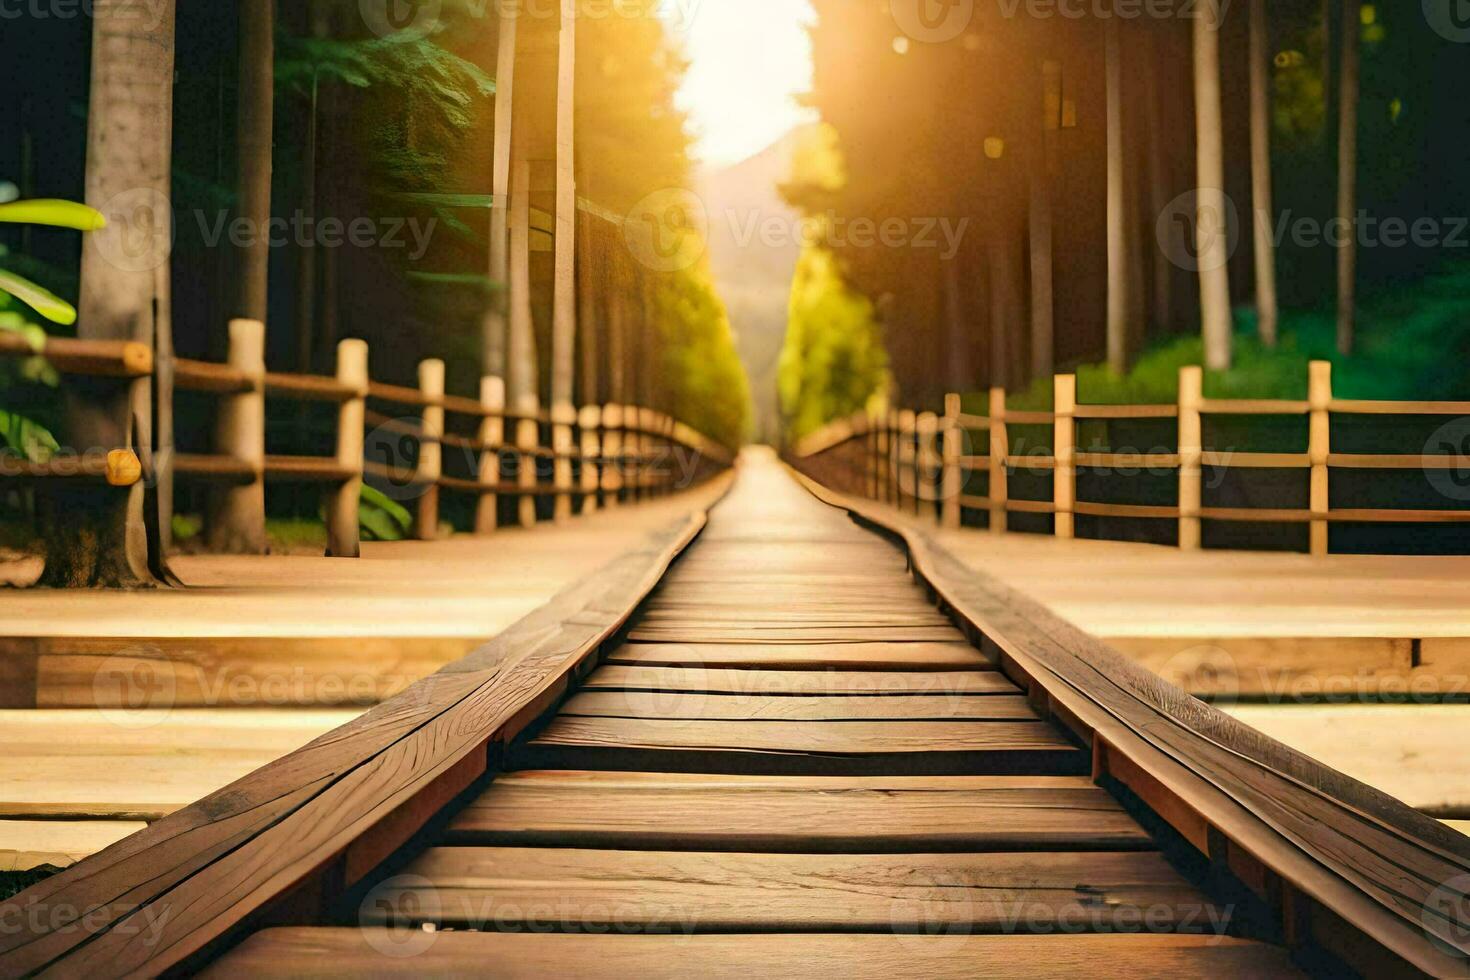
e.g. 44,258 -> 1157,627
559,691 -> 1036,721
0,509 -> 713,976
583,665 -> 1019,696
516,717 -> 1087,775
366,847 -> 1231,934
209,930 -> 1304,978
444,770 -> 1154,851
605,641 -> 988,671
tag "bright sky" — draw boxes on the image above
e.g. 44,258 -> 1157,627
666,0 -> 818,168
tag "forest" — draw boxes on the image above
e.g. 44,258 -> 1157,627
0,0 -> 749,584
779,0 -> 1470,436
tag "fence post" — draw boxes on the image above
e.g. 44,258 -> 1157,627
867,411 -> 879,500
916,410 -> 938,520
942,394 -> 962,528
516,410 -> 539,528
579,404 -> 601,514
207,318 -> 267,554
1053,373 -> 1076,539
415,359 -> 444,540
1178,365 -> 1203,550
551,402 -> 575,522
474,375 -> 504,534
326,339 -> 367,558
1308,360 -> 1332,557
897,409 -> 916,513
989,386 -> 1009,534
601,402 -> 623,508
886,408 -> 899,505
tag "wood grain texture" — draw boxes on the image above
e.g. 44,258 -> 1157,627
0,506 -> 717,976
583,665 -> 1020,696
605,641 -> 989,671
559,691 -> 1037,721
516,717 -> 1087,775
208,930 -> 1304,979
366,847 -> 1231,934
444,770 -> 1154,851
790,461 -> 1470,971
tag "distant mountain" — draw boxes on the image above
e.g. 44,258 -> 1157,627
696,126 -> 815,443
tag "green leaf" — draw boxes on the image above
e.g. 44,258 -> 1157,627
0,410 -> 60,462
358,483 -> 413,541
0,199 -> 107,231
0,268 -> 77,325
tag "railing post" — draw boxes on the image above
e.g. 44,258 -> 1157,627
551,402 -> 575,522
601,402 -> 623,508
475,375 -> 504,534
415,358 -> 444,540
516,410 -> 538,528
327,339 -> 367,558
893,405 -> 905,514
942,393 -> 961,528
579,404 -> 601,514
1308,360 -> 1332,557
867,411 -> 879,500
1053,373 -> 1076,539
207,318 -> 267,554
916,410 -> 938,520
885,409 -> 898,505
989,386 -> 1009,534
1178,365 -> 1203,550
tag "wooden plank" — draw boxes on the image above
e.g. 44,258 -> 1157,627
210,930 -> 1302,978
792,465 -> 1470,971
0,820 -> 148,872
0,511 -> 712,976
367,847 -> 1228,934
604,641 -> 987,671
516,717 -> 1087,775
559,691 -> 1037,721
584,665 -> 1019,696
626,625 -> 969,643
444,771 -> 1154,852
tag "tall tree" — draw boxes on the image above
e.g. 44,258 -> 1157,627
1335,0 -> 1361,354
1250,0 -> 1279,346
42,0 -> 177,586
1105,16 -> 1129,373
235,0 -> 274,322
1194,0 -> 1233,370
550,1 -> 577,521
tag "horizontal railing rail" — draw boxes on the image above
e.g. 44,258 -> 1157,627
789,360 -> 1470,556
2,318 -> 732,561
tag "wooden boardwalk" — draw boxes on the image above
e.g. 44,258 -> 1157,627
5,451 -> 1466,976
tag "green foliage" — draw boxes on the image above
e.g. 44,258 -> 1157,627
654,265 -> 751,449
779,244 -> 889,441
358,483 -> 413,541
1002,264 -> 1470,412
0,197 -> 103,325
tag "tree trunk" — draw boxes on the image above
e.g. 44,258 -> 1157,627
1335,0 -> 1360,355
235,0 -> 274,323
1144,29 -> 1174,334
41,0 -> 176,588
482,9 -> 518,381
1250,0 -> 1280,346
1105,16 -> 1129,374
1029,59 -> 1060,379
296,71 -> 319,373
577,209 -> 600,407
942,255 -> 971,392
1193,0 -> 1233,371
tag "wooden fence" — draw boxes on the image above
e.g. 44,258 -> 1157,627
791,361 -> 1470,556
0,318 -> 731,560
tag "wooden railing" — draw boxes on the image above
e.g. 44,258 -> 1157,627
791,361 -> 1470,556
2,318 -> 732,560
